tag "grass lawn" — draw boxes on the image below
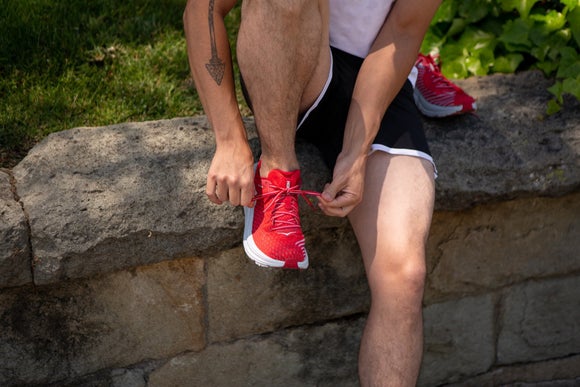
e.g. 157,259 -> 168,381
0,0 -> 245,168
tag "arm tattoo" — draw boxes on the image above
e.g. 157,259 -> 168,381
205,0 -> 225,85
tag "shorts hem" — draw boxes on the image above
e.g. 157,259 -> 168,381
369,144 -> 438,179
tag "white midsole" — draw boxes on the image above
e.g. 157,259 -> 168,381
413,89 -> 466,117
243,202 -> 309,269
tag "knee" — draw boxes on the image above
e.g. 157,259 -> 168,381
367,248 -> 427,304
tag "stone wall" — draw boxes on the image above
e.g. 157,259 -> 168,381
1,71 -> 579,386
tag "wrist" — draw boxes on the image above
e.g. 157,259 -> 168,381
211,116 -> 248,145
339,136 -> 372,164
341,113 -> 381,160
336,148 -> 368,172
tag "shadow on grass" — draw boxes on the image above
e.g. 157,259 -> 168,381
0,0 -> 242,168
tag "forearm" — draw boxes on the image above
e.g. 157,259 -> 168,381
183,0 -> 246,143
341,0 -> 441,160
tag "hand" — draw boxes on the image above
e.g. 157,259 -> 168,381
206,141 -> 255,207
318,153 -> 366,217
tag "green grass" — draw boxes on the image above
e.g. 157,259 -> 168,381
0,0 -> 244,168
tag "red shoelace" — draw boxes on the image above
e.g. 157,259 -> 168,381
419,54 -> 462,94
252,182 -> 321,234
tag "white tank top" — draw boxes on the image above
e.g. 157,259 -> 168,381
329,0 -> 418,85
329,0 -> 396,58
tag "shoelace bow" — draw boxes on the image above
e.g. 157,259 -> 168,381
253,183 -> 321,233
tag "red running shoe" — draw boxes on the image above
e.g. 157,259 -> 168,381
414,53 -> 477,117
243,162 -> 318,269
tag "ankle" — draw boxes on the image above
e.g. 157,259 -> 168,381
259,158 -> 300,176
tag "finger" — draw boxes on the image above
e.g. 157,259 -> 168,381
319,202 -> 351,218
321,181 -> 339,202
238,168 -> 255,207
206,178 -> 223,205
215,180 -> 229,204
228,186 -> 241,206
240,184 -> 255,207
319,190 -> 361,216
324,191 -> 357,208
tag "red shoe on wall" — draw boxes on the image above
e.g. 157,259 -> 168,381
414,53 -> 477,117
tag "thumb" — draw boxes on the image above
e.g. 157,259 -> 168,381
321,181 -> 338,202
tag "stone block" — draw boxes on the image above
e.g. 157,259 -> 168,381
207,228 -> 369,342
148,317 -> 365,387
498,276 -> 580,365
419,294 -> 495,386
11,117 -> 238,285
444,354 -> 580,386
0,170 -> 31,288
425,71 -> 579,211
111,368 -> 147,387
0,257 -> 205,386
425,194 -> 580,302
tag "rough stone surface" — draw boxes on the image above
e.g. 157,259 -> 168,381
207,228 -> 368,342
426,71 -> 580,210
0,170 -> 31,288
443,354 -> 580,386
498,276 -> 580,365
418,294 -> 496,386
152,293 -> 500,387
11,117 -> 335,285
425,193 -> 580,302
110,369 -> 147,387
0,257 -> 205,386
44,363 -> 161,387
148,317 -> 365,387
11,117 -> 237,285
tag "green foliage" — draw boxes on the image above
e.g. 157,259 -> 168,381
421,0 -> 580,114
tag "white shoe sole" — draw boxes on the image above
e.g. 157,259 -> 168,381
243,198 -> 309,269
413,89 -> 476,117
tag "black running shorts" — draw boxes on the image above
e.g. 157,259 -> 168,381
296,46 -> 435,173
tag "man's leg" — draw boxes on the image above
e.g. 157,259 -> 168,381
349,153 -> 435,386
237,0 -> 330,269
236,0 -> 330,175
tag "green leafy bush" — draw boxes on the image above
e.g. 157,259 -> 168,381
421,0 -> 580,114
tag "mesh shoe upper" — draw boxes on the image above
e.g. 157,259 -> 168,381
243,162 -> 318,269
413,53 -> 477,117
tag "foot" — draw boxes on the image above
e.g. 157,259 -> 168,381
243,161 -> 311,269
413,53 -> 477,117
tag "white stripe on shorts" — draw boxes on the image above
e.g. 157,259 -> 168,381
370,144 -> 438,179
297,49 -> 334,130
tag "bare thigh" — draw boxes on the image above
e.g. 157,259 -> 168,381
348,153 -> 435,283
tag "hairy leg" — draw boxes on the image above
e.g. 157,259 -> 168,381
236,0 -> 330,175
348,153 -> 435,387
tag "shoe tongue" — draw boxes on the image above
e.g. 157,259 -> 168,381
266,168 -> 301,188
